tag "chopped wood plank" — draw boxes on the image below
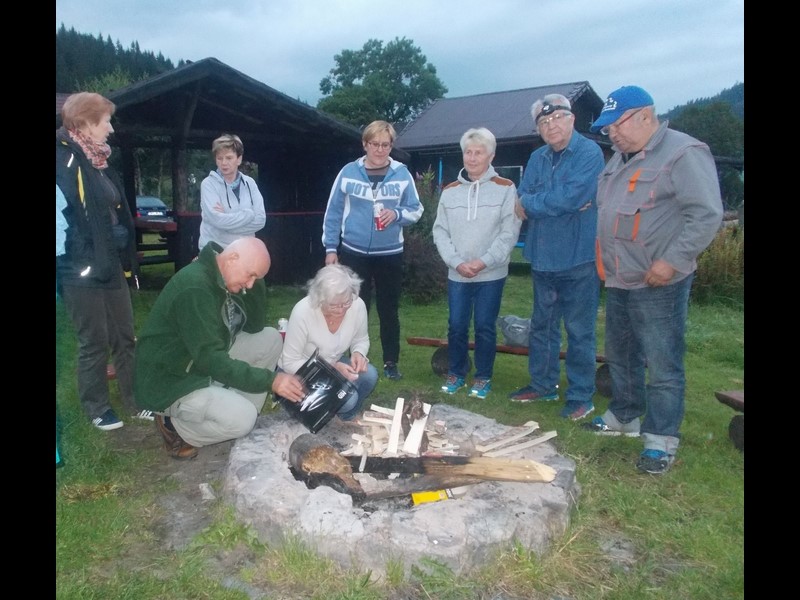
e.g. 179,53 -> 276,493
402,402 -> 431,455
362,415 -> 393,426
346,454 -> 556,483
483,431 -> 558,457
362,410 -> 391,420
370,428 -> 389,440
434,444 -> 459,451
358,450 -> 368,472
427,438 -> 450,448
369,404 -> 396,416
386,397 -> 405,455
475,421 -> 539,452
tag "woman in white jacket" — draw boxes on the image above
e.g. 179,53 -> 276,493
432,127 -> 521,400
198,133 -> 266,250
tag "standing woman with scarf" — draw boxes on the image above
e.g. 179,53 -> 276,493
56,92 -> 146,431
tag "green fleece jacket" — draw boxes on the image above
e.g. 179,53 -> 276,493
134,242 -> 274,411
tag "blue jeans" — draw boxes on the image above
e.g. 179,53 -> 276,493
336,358 -> 378,421
447,277 -> 506,380
527,261 -> 599,402
604,274 -> 693,440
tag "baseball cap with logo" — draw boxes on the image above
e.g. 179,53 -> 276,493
590,86 -> 654,133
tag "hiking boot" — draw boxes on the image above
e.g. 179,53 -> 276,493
581,415 -> 640,437
561,401 -> 595,421
155,414 -> 198,460
636,449 -> 674,474
469,379 -> 491,399
383,361 -> 403,380
508,385 -> 559,403
441,375 -> 466,395
92,409 -> 123,431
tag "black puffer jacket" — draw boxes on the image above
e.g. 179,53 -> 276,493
55,128 -> 138,289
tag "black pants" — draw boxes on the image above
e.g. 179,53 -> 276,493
339,250 -> 403,365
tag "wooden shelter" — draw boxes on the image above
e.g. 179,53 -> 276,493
56,57 -> 409,283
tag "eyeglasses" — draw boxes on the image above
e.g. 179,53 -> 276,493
537,111 -> 572,129
367,141 -> 392,150
600,108 -> 645,136
326,298 -> 353,310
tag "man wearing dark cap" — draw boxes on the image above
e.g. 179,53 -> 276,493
583,85 -> 723,474
509,94 -> 605,422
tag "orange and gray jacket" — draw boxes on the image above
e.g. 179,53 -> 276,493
595,122 -> 723,289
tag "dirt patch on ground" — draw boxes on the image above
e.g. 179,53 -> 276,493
117,420 -> 234,550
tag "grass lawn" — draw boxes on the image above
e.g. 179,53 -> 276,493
56,258 -> 744,600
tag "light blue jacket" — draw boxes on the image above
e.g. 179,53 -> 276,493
518,132 -> 605,272
322,157 -> 423,256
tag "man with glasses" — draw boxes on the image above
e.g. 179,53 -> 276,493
322,120 -> 424,381
509,94 -> 605,423
584,86 -> 723,474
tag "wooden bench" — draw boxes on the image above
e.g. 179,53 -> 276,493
715,390 -> 744,451
406,336 -> 611,396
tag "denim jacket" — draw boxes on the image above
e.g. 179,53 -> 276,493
518,132 -> 605,272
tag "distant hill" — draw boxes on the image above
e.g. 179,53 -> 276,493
662,82 -> 744,121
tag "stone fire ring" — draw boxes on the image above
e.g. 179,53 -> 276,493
222,403 -> 579,577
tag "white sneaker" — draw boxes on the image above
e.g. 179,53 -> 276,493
133,409 -> 155,422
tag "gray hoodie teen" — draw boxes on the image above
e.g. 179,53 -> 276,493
433,165 -> 522,283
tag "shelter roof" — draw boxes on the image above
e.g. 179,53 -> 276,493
395,81 -> 604,151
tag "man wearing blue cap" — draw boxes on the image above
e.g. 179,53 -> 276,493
509,94 -> 605,422
583,86 -> 723,474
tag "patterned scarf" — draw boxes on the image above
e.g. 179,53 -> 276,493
67,127 -> 111,170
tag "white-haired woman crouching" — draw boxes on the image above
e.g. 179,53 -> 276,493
278,264 -> 378,420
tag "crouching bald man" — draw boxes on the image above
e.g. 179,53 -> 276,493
133,237 -> 305,459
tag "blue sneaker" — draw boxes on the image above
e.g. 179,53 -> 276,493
636,449 -> 675,474
441,375 -> 466,394
92,409 -> 123,431
469,379 -> 491,399
561,401 -> 594,421
508,385 -> 559,403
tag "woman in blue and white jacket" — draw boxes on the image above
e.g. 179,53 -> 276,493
322,120 -> 424,380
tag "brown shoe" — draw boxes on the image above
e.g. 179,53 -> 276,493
155,414 -> 198,460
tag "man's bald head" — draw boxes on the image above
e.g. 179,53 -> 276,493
217,237 -> 271,294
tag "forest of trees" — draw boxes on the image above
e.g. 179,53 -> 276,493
56,25 -> 182,92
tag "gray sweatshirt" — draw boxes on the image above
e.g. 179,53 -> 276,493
433,165 -> 522,283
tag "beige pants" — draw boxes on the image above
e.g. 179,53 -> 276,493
166,328 -> 282,447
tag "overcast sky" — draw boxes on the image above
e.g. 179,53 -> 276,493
56,0 -> 744,114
